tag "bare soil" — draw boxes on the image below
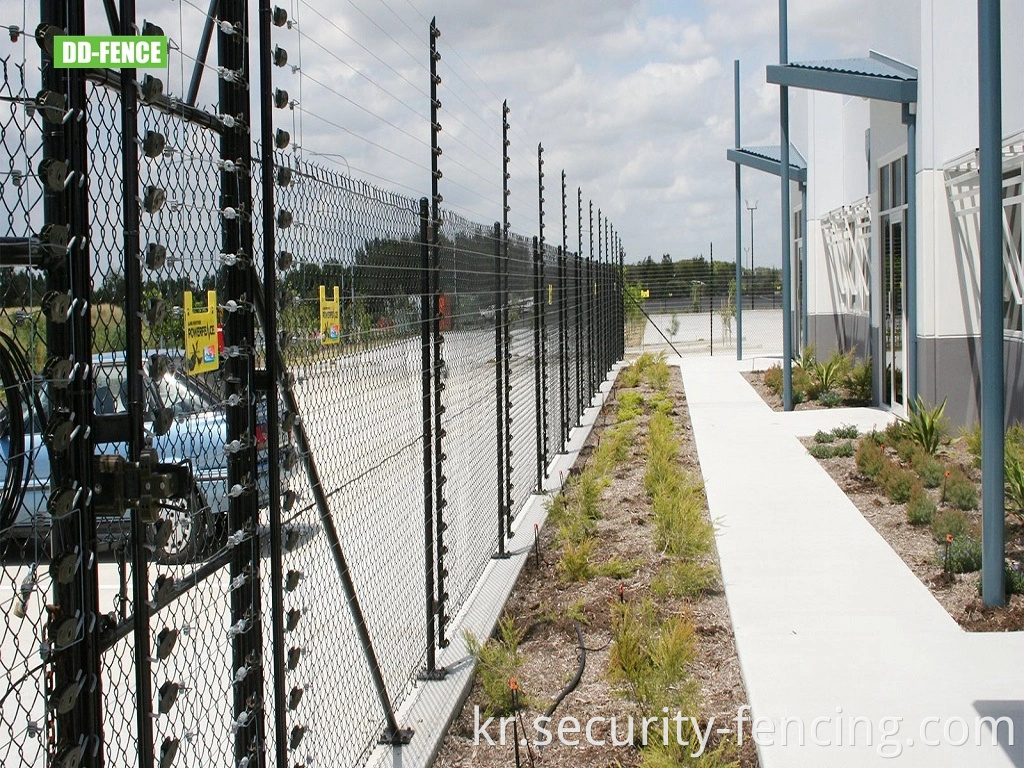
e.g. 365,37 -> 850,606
434,367 -> 759,767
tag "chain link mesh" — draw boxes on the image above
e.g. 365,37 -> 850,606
0,5 -> 625,767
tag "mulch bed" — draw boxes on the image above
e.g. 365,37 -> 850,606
434,366 -> 759,767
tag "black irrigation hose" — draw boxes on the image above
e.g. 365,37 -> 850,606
543,621 -> 586,720
0,331 -> 40,532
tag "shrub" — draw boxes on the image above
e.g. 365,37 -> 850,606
912,449 -> 945,489
763,364 -> 783,397
617,390 -> 644,422
831,423 -> 860,440
884,419 -> 910,446
1005,452 -> 1024,517
652,559 -> 718,599
963,423 -> 982,468
808,441 -> 855,459
558,537 -> 597,581
844,359 -> 873,404
855,437 -> 887,479
465,615 -> 526,716
932,509 -> 971,543
594,555 -> 642,580
906,485 -> 936,525
818,389 -> 843,408
793,364 -> 820,402
943,535 -> 982,574
608,599 -> 697,711
901,396 -> 948,455
895,438 -> 918,463
880,462 -> 916,503
814,429 -> 836,444
1006,562 -> 1024,596
943,466 -> 978,510
812,350 -> 852,393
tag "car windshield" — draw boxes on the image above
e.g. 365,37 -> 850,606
152,370 -> 218,414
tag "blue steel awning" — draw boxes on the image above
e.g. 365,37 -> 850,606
766,51 -> 917,104
726,144 -> 807,183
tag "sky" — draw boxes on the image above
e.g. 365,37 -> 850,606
78,0 -> 889,267
232,0 -> 886,267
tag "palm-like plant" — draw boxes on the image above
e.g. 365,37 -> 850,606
901,395 -> 947,455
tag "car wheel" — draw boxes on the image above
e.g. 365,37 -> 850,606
154,483 -> 224,565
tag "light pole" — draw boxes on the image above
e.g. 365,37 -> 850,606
746,199 -> 757,309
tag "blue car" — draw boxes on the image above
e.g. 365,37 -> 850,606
0,350 -> 277,564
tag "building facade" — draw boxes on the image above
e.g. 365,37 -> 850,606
789,0 -> 1024,426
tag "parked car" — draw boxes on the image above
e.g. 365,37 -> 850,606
0,350 -> 283,564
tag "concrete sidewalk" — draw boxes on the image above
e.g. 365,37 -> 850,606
677,355 -> 1024,767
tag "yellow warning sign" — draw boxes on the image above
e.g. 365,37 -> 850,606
641,289 -> 650,298
183,290 -> 220,374
319,285 -> 340,345
548,283 -> 553,305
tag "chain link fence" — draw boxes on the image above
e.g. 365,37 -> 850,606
0,3 -> 625,767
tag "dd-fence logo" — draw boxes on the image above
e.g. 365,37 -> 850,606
54,36 -> 168,68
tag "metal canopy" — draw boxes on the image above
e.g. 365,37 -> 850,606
766,50 -> 917,103
726,144 -> 807,183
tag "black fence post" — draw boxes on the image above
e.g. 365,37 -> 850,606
112,0 -> 155,762
587,200 -> 595,401
429,16 -> 449,651
559,170 -> 568,447
40,0 -> 104,762
532,236 -> 544,491
576,188 -> 584,423
419,197 -> 439,673
218,0 -> 268,762
257,0 -> 290,762
618,238 -> 625,359
536,144 -> 549,483
492,222 -> 509,558
501,102 -> 513,535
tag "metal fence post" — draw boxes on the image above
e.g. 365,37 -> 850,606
428,17 -> 450,650
536,144 -> 549,481
588,200 -> 595,400
532,236 -> 544,491
257,1 -> 290,762
217,0 -> 268,761
40,0 -> 104,762
115,0 -> 155,763
492,222 -> 510,558
575,188 -> 584,423
419,197 -> 440,672
559,170 -> 568,446
501,102 -> 513,533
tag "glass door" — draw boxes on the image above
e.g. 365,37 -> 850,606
881,212 -> 906,410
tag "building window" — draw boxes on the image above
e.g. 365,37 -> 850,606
1004,170 -> 1023,335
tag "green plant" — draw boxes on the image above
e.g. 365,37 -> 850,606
1005,452 -> 1024,517
558,536 -> 597,581
943,466 -> 978,510
844,359 -> 873,404
594,555 -> 642,580
651,559 -> 718,599
812,351 -> 851,393
763,365 -> 783,397
818,389 -> 843,408
900,395 -> 948,455
931,509 -> 971,543
1006,562 -> 1024,595
855,437 -> 887,479
943,535 -> 982,573
813,429 -> 836,444
465,614 -> 527,716
880,462 -> 916,504
608,598 -> 697,711
831,423 -> 860,440
912,449 -> 945,489
808,441 -> 855,459
617,390 -> 645,422
963,423 -> 983,468
906,485 -> 936,525
792,364 -> 820,402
